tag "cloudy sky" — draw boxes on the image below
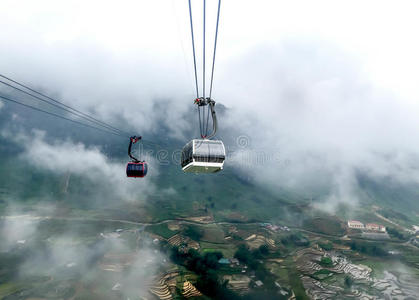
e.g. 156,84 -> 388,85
1,0 -> 419,210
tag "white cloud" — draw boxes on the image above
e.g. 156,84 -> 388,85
0,203 -> 57,251
11,215 -> 164,298
1,0 -> 418,139
15,130 -> 157,202
224,41 -> 419,211
0,217 -> 39,251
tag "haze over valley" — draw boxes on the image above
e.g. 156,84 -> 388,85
1,1 -> 419,299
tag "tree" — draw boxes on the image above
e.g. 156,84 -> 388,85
387,227 -> 405,240
320,256 -> 333,267
281,233 -> 310,247
234,244 -> 252,264
251,248 -> 262,259
344,275 -> 353,288
169,246 -> 240,299
184,225 -> 204,241
349,241 -> 388,257
204,252 -> 223,269
259,244 -> 269,256
170,246 -> 181,264
319,242 -> 333,251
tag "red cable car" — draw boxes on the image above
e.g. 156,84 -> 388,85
126,161 -> 148,178
126,136 -> 148,178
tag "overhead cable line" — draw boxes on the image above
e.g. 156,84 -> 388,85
187,0 -> 222,139
0,89 -> 171,149
206,0 -> 221,137
0,94 -> 125,137
188,0 -> 205,138
203,0 -> 206,102
188,0 -> 199,99
1,92 -> 172,149
0,79 -> 124,136
203,0 -> 211,137
209,0 -> 221,99
0,74 -> 129,136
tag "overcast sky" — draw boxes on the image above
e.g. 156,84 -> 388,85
1,0 -> 419,211
2,1 -> 419,111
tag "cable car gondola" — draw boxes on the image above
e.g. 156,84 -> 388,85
181,138 -> 225,173
126,136 -> 148,178
181,98 -> 226,173
182,0 -> 225,173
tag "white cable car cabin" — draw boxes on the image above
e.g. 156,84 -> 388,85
181,139 -> 225,173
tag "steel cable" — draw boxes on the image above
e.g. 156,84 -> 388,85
0,74 -> 128,136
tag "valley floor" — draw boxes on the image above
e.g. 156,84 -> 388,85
1,210 -> 419,300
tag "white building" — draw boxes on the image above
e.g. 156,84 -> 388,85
347,220 -> 364,229
366,223 -> 386,232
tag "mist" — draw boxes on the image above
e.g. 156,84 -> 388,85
3,2 -> 419,299
1,1 -> 419,214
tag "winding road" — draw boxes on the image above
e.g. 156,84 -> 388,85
1,214 -> 415,246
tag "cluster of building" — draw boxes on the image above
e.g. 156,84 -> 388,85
347,220 -> 386,232
260,223 -> 290,232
